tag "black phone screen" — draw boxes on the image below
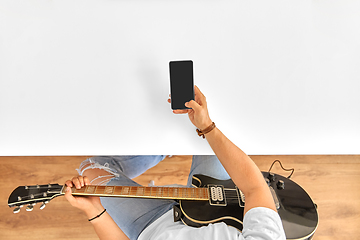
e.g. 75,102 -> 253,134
169,60 -> 194,110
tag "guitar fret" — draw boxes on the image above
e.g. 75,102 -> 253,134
162,187 -> 165,197
180,188 -> 184,198
122,186 -> 130,195
176,188 -> 182,198
130,186 -> 134,196
163,187 -> 167,198
94,186 -> 100,194
175,188 -> 179,198
148,187 -> 152,197
168,188 -> 174,198
72,187 -> 83,194
187,188 -> 191,198
114,186 -> 120,195
157,187 -> 162,197
137,187 -> 145,196
144,187 -> 148,197
86,185 -> 96,194
105,186 -> 114,195
96,186 -> 105,194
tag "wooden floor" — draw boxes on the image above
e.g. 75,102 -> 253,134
1,155 -> 359,240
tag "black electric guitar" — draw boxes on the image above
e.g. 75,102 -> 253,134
8,172 -> 318,240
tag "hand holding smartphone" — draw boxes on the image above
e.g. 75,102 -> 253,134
169,60 -> 194,110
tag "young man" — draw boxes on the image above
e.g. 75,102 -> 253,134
64,86 -> 286,240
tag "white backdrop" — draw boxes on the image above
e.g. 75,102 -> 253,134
0,0 -> 359,155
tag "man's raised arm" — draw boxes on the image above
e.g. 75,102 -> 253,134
171,85 -> 276,214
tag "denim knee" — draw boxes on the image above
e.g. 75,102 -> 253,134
76,157 -> 120,185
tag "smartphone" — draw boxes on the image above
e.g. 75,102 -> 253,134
169,60 -> 195,110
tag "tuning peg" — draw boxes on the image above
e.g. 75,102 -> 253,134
40,202 -> 47,210
13,206 -> 21,214
26,204 -> 34,211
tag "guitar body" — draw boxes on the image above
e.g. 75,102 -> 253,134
177,173 -> 318,240
178,175 -> 244,230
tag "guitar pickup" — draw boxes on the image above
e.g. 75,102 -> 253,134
208,184 -> 227,206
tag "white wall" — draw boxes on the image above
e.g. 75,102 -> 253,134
0,0 -> 359,155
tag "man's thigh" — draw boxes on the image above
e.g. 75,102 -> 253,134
187,155 -> 230,187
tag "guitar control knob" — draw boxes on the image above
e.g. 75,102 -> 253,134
26,204 -> 34,211
277,180 -> 285,190
269,173 -> 275,182
13,207 -> 21,214
265,178 -> 270,186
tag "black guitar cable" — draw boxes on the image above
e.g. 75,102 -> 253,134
268,160 -> 294,179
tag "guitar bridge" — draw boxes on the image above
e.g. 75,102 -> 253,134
208,184 -> 227,206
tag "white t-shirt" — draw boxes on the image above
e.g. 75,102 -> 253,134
138,207 -> 286,240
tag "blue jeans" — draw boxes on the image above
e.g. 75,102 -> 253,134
77,155 -> 230,240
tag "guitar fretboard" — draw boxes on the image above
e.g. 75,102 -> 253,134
66,185 -> 209,201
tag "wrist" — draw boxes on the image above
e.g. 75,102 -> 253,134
196,122 -> 216,139
198,119 -> 213,131
84,205 -> 105,219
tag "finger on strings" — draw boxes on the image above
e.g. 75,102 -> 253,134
78,177 -> 85,187
72,177 -> 81,189
65,180 -> 73,188
83,176 -> 90,186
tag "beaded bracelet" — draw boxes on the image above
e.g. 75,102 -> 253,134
88,209 -> 106,221
196,122 -> 216,139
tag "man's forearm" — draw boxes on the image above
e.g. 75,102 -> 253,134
81,200 -> 129,240
204,126 -> 276,213
91,214 -> 129,240
204,127 -> 264,193
86,208 -> 130,240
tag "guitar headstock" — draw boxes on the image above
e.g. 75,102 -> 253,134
8,184 -> 64,213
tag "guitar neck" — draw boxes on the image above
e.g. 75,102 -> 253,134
64,185 -> 209,201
